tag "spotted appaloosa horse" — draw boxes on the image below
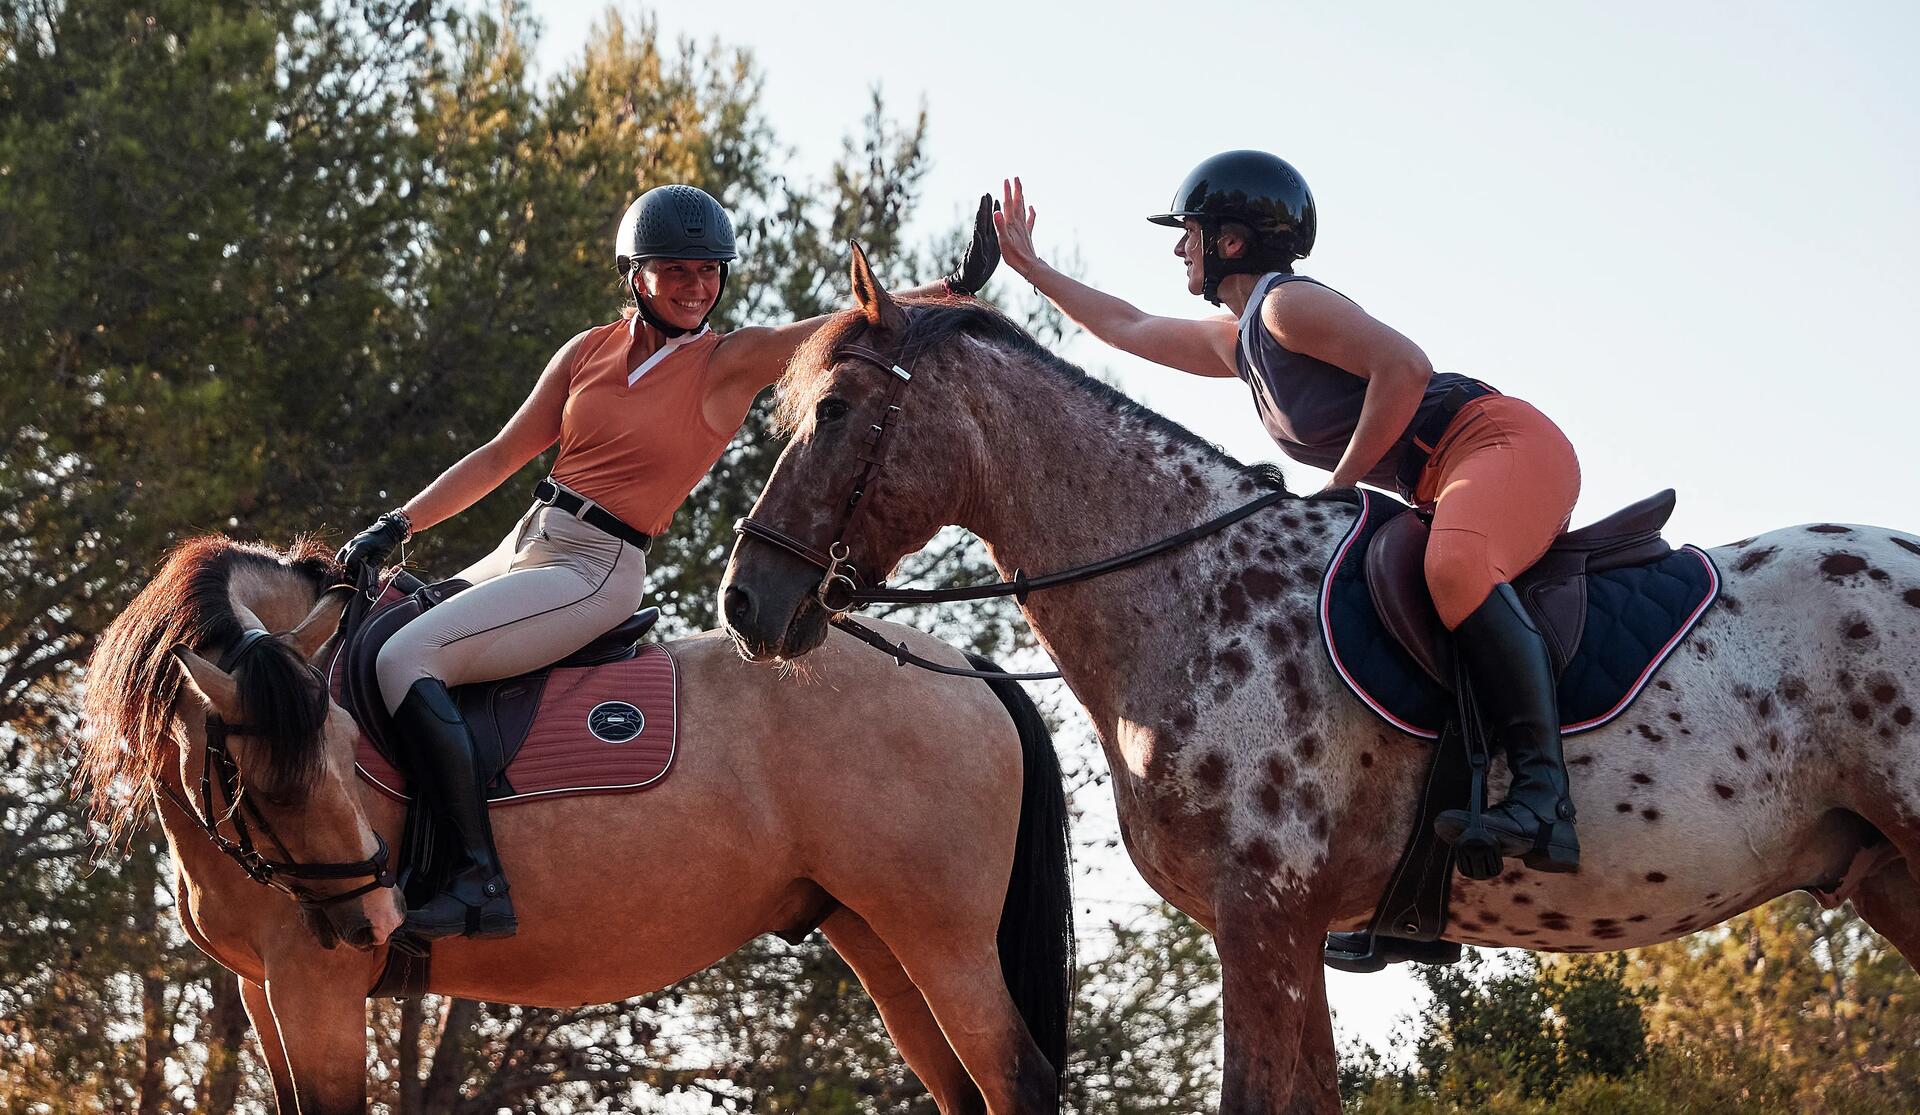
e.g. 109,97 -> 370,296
720,251 -> 1920,1114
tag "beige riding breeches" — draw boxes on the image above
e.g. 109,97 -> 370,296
374,499 -> 648,713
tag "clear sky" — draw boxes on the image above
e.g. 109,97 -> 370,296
530,0 -> 1919,1060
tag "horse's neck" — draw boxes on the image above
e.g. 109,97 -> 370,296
963,368 -> 1270,757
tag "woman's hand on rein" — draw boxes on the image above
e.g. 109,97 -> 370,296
994,177 -> 1045,278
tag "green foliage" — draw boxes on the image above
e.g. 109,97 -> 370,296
1346,897 -> 1920,1113
1067,905 -> 1222,1113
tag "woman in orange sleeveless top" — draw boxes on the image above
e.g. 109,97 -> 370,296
336,185 -> 999,939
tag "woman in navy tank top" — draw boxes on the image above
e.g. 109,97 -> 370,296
996,152 -> 1583,876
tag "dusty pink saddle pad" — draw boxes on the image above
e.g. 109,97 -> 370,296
353,644 -> 680,806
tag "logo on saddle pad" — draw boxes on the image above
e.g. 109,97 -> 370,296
588,701 -> 646,744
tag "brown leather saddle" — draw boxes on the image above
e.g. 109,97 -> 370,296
1367,489 -> 1677,686
330,574 -> 660,798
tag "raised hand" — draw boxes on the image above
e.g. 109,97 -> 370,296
944,193 -> 1001,296
993,177 -> 1044,278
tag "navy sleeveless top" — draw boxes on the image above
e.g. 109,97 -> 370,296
1235,272 -> 1483,493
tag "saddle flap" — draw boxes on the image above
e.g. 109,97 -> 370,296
1364,509 -> 1452,685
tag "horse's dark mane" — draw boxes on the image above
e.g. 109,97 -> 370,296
80,536 -> 338,844
777,297 -> 1289,494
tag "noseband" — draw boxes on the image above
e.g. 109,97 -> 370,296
162,627 -> 394,912
734,326 -> 1297,682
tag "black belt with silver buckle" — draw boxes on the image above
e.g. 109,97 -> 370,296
1394,381 -> 1498,498
532,479 -> 653,552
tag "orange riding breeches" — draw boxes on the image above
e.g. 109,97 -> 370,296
1412,394 -> 1581,629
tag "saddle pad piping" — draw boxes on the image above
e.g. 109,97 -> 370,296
1318,491 -> 1442,740
1559,545 -> 1719,735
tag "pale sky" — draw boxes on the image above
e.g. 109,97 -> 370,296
529,0 -> 1919,1063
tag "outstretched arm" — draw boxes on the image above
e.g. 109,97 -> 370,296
997,177 -> 1239,379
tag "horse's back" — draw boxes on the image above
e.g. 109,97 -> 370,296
664,624 -> 1027,887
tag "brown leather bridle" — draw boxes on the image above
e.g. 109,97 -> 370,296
735,341 -> 916,615
161,627 -> 395,912
734,326 -> 1299,681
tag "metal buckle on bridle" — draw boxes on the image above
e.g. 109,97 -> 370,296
817,541 -> 860,613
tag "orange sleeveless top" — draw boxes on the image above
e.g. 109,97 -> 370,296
548,317 -> 736,537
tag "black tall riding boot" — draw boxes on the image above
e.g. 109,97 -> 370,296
392,679 -> 518,939
1432,584 -> 1580,873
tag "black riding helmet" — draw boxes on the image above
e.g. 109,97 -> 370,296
615,184 -> 738,336
1148,150 -> 1316,305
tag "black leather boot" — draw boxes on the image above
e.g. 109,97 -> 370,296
1432,584 -> 1580,873
392,679 -> 518,939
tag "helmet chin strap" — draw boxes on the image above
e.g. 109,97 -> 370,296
1199,222 -> 1276,307
629,265 -> 729,337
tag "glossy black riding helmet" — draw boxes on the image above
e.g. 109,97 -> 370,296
616,184 -> 738,336
1148,150 -> 1316,305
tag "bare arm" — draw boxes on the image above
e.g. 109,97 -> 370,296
1261,283 -> 1433,488
398,330 -> 587,533
996,177 -> 1239,378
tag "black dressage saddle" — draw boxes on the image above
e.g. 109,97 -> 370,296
335,573 -> 660,799
1324,488 -> 1717,974
1368,489 -> 1677,686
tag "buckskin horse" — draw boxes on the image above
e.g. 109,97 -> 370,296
719,248 -> 1920,1114
79,535 -> 1071,1115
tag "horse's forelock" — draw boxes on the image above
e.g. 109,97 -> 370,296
231,638 -> 331,802
773,297 -> 1032,437
79,535 -> 336,844
774,308 -> 868,437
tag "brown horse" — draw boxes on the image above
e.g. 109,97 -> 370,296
719,252 -> 1920,1114
79,535 -> 1071,1115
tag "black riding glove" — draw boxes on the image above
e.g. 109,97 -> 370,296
943,194 -> 1001,296
337,510 -> 411,574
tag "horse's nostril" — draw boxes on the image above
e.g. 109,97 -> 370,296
723,585 -> 755,630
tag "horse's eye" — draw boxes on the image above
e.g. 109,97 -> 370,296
816,397 -> 849,423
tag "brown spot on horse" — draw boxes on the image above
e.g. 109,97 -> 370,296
1821,552 -> 1869,579
1736,546 -> 1779,572
1196,751 -> 1227,791
1808,524 -> 1853,534
1891,536 -> 1920,558
1646,872 -> 1668,883
1847,620 -> 1873,639
1714,784 -> 1736,799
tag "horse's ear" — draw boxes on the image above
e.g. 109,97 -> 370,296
283,587 -> 350,662
172,647 -> 243,722
848,239 -> 906,333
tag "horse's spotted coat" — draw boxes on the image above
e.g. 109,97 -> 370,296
737,301 -> 1920,1111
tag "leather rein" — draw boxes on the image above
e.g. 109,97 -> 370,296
160,624 -> 395,912
734,335 -> 1293,682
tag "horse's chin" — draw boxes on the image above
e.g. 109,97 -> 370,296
299,904 -> 342,951
780,601 -> 831,660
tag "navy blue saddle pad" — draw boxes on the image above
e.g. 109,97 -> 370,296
1319,490 -> 1720,739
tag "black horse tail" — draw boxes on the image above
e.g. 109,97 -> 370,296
965,652 -> 1074,1101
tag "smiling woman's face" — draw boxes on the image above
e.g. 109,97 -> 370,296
638,258 -> 724,329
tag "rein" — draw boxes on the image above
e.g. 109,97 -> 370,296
734,330 -> 1295,682
162,621 -> 394,912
